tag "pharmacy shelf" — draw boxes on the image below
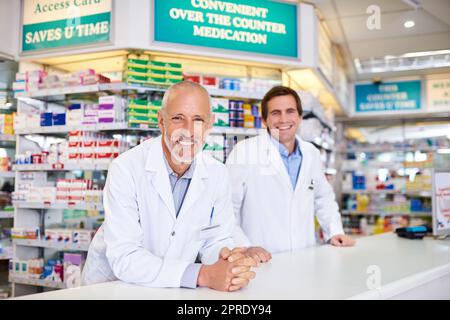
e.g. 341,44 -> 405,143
342,163 -> 433,171
340,146 -> 449,154
15,84 -> 105,99
15,82 -> 266,101
0,211 -> 14,219
207,88 -> 265,100
0,134 -> 15,142
211,127 -> 264,136
14,122 -> 135,135
341,210 -> 432,216
13,163 -> 111,171
13,238 -> 90,251
15,123 -> 262,137
9,275 -> 66,289
13,202 -> 103,211
0,171 -> 15,178
342,190 -> 432,197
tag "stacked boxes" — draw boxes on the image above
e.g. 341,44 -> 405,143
211,98 -> 229,127
98,95 -> 126,123
128,98 -> 162,129
243,103 -> 262,128
11,227 -> 40,240
229,100 -> 244,128
210,99 -> 262,129
10,254 -> 86,286
14,132 -> 129,167
44,228 -> 94,246
12,70 -> 110,93
12,172 -> 55,203
14,98 -> 126,130
184,74 -> 219,89
68,131 -> 128,165
55,179 -> 100,205
124,54 -> 183,86
9,258 -> 44,280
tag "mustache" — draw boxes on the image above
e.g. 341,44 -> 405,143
171,133 -> 202,144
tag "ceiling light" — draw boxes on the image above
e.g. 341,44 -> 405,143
404,20 -> 415,28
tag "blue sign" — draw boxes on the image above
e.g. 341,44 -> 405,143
355,80 -> 422,112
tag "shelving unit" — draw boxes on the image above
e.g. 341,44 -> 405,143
336,118 -> 449,237
9,48 -> 337,297
10,77 -> 269,295
0,94 -> 16,299
13,163 -> 111,172
341,210 -> 431,216
15,82 -> 267,101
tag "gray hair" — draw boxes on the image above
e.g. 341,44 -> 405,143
161,80 -> 212,112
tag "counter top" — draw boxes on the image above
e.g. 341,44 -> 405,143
13,233 -> 450,300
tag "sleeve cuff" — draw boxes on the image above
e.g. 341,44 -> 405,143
180,263 -> 202,289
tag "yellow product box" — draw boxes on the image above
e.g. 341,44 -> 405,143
149,60 -> 182,72
243,115 -> 255,128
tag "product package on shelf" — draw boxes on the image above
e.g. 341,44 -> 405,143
124,54 -> 183,86
15,131 -> 130,167
12,69 -> 110,93
211,98 -> 229,127
127,98 -> 162,128
55,179 -> 103,206
9,252 -> 86,287
0,113 -> 15,135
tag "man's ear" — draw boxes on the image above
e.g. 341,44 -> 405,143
157,110 -> 164,131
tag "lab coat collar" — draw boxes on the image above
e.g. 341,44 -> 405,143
261,131 -> 311,193
144,136 -> 208,221
260,131 -> 295,192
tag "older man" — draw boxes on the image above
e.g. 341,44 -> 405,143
82,81 -> 257,292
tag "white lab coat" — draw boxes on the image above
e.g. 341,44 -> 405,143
226,131 -> 344,253
82,136 -> 244,287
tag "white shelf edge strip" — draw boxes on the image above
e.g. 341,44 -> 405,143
9,275 -> 66,289
13,202 -> 103,211
13,238 -> 90,251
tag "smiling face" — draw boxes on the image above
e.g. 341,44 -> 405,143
263,94 -> 302,146
158,85 -> 213,165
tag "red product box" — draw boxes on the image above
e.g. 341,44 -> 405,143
201,76 -> 218,87
98,140 -> 119,147
69,131 -> 83,137
69,141 -> 82,148
184,75 -> 200,83
69,153 -> 82,160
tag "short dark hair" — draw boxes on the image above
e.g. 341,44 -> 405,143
261,86 -> 303,120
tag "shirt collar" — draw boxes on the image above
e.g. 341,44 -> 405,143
270,134 -> 301,158
163,154 -> 195,180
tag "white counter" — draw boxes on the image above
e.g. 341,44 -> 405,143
13,233 -> 450,300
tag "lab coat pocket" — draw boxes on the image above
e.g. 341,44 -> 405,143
197,224 -> 221,241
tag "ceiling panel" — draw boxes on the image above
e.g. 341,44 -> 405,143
332,0 -> 411,17
340,9 -> 450,42
422,0 -> 450,26
349,32 -> 450,59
